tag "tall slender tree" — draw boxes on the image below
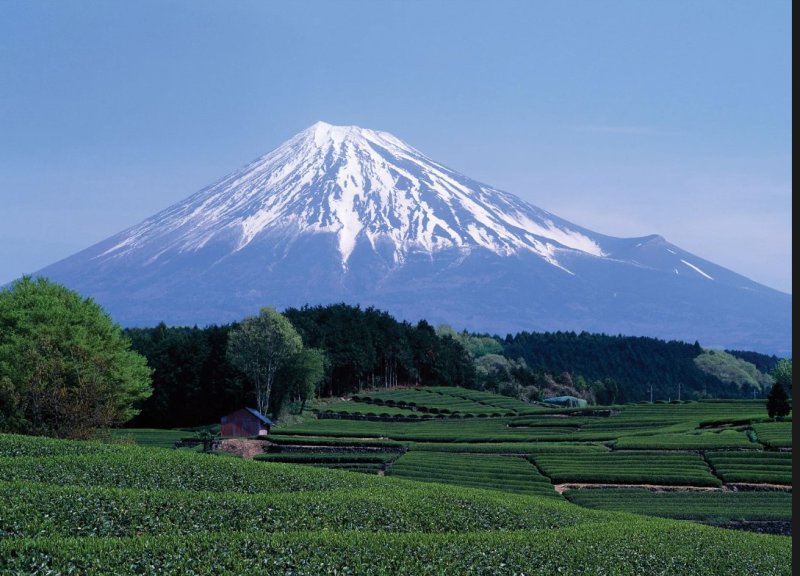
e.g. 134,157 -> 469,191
226,307 -> 302,416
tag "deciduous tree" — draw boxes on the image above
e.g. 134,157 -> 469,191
0,276 -> 152,438
771,359 -> 792,397
226,307 -> 302,416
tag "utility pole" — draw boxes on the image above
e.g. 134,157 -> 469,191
649,384 -> 653,403
678,381 -> 681,402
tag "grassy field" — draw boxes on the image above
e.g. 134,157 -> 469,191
272,390 -> 791,532
1,390 -> 790,574
0,431 -> 791,575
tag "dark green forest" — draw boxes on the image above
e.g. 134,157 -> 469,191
124,303 -> 782,428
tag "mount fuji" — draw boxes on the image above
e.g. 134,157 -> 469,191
32,122 -> 790,355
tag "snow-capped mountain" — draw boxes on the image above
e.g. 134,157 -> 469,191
32,122 -> 791,355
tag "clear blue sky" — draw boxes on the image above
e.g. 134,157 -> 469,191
0,0 -> 791,293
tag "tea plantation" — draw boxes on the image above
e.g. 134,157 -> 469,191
0,391 -> 792,575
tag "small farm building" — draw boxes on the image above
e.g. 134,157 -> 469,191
542,396 -> 588,408
220,407 -> 273,437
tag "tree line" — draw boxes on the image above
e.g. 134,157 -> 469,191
125,304 -> 479,428
124,304 -> 786,428
0,277 -> 789,436
501,331 -> 784,403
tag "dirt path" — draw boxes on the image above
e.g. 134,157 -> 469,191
554,482 -> 793,494
725,482 -> 792,492
553,483 -> 721,494
218,438 -> 267,459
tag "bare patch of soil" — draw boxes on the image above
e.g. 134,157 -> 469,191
554,483 -> 722,494
554,482 -> 792,494
725,482 -> 792,492
218,438 -> 267,459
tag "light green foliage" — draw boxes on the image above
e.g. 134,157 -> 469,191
435,324 -> 503,358
227,307 -> 303,416
693,349 -> 772,392
276,347 -> 328,413
473,353 -> 528,385
0,276 -> 152,438
770,358 -> 792,392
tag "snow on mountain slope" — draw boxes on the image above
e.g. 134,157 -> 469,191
97,121 -> 605,272
30,122 -> 791,356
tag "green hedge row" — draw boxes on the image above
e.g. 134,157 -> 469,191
254,452 -> 400,464
564,488 -> 792,521
0,452 -> 376,494
0,521 -> 790,576
388,452 -> 557,497
0,479 -> 592,538
706,452 -> 792,485
531,452 -> 721,486
613,430 -> 758,450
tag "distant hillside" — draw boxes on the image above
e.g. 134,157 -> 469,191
501,331 -> 777,402
122,305 -> 779,428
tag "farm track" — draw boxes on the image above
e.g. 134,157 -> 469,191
554,482 -> 791,494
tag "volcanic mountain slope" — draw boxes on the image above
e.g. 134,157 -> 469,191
33,122 -> 791,355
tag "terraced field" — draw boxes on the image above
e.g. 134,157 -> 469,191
613,429 -> 757,450
387,451 -> 557,497
2,390 -> 790,573
706,451 -> 792,485
276,390 -> 791,534
752,421 -> 793,449
350,387 -> 511,416
255,451 -> 402,474
0,432 -> 791,575
531,451 -> 722,486
316,400 -> 424,417
564,488 -> 792,522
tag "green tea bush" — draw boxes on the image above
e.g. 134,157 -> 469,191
531,451 -> 721,486
706,452 -> 792,485
564,487 -> 792,521
0,521 -> 791,576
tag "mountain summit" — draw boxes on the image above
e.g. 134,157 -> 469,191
98,121 -> 604,271
33,122 -> 791,355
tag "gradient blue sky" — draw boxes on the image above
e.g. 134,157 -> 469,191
0,1 -> 792,293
